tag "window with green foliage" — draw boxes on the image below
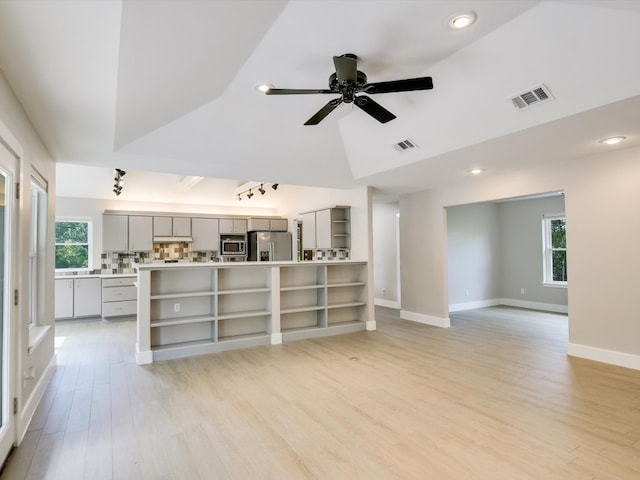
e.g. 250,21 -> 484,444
55,221 -> 91,269
542,214 -> 567,285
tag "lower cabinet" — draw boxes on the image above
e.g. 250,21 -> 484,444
135,262 -> 369,364
102,276 -> 137,317
55,277 -> 102,319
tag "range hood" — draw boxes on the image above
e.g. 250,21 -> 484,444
153,236 -> 193,243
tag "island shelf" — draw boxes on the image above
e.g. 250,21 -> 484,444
135,261 -> 372,364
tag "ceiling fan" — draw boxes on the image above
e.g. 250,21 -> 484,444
263,53 -> 433,125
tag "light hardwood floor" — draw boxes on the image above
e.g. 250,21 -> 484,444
2,306 -> 640,479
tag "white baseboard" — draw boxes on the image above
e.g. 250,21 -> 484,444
448,298 -> 568,314
400,310 -> 450,328
375,298 -> 400,309
448,298 -> 501,312
18,354 -> 57,444
500,298 -> 568,314
568,343 -> 640,371
366,320 -> 377,331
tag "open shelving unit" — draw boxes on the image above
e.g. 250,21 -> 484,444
330,207 -> 351,249
279,262 -> 367,341
136,262 -> 369,364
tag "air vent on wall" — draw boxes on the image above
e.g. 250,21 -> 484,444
510,83 -> 554,110
393,138 -> 418,152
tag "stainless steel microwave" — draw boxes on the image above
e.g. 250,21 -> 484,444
220,239 -> 245,256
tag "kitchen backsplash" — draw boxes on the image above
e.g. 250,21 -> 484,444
99,242 -> 217,274
314,248 -> 350,261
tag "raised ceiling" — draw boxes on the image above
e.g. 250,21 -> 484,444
0,1 -> 639,205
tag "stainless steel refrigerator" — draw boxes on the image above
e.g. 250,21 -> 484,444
248,231 -> 293,261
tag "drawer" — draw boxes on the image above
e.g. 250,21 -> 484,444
102,277 -> 136,287
102,300 -> 137,317
102,285 -> 137,302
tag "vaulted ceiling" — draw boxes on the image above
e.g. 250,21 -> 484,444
0,1 -> 639,205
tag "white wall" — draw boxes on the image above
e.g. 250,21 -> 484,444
400,145 -> 640,369
498,195 -> 567,308
0,68 -> 57,441
447,195 -> 568,311
447,202 -> 501,306
372,201 -> 399,307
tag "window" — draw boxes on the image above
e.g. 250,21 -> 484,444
30,175 -> 48,325
55,220 -> 91,269
542,214 -> 567,286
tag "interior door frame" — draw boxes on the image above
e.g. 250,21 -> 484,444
0,125 -> 21,468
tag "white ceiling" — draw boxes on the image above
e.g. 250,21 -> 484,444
0,0 -> 639,207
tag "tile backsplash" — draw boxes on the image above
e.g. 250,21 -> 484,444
100,242 -> 217,274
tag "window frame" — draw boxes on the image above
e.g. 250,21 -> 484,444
54,218 -> 93,271
542,213 -> 567,288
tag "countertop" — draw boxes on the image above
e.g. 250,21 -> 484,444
134,260 -> 365,270
55,272 -> 137,280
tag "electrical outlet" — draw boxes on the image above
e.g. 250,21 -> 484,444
520,288 -> 525,295
174,303 -> 180,313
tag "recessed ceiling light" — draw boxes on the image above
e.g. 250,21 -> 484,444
469,168 -> 485,175
449,12 -> 477,30
256,83 -> 273,93
599,136 -> 626,145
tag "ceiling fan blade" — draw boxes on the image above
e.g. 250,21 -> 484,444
265,88 -> 335,95
333,54 -> 358,84
354,95 -> 396,123
361,76 -> 433,94
304,97 -> 343,125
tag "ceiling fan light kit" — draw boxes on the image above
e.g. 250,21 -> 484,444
263,53 -> 433,125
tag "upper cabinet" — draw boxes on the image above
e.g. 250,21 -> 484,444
129,215 -> 153,251
219,218 -> 247,235
247,218 -> 288,232
191,217 -> 219,251
300,207 -> 350,250
103,214 -> 128,251
300,212 -> 317,250
153,216 -> 191,237
103,213 -> 153,252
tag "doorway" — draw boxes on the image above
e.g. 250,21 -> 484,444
0,140 -> 18,465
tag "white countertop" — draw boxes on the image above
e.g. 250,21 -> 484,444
55,272 -> 137,280
134,260 -> 365,270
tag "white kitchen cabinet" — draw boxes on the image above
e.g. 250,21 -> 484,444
270,218 -> 288,232
102,276 -> 137,317
300,212 -> 316,250
173,217 -> 191,236
129,215 -> 153,251
315,209 -> 332,249
219,218 -> 247,234
55,277 -> 101,319
153,216 -> 172,236
54,278 -> 74,318
247,218 -> 270,231
191,217 -> 219,251
247,218 -> 288,232
74,277 -> 102,317
102,214 -> 128,251
301,207 -> 350,251
153,216 -> 191,236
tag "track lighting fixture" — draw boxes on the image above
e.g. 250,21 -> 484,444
113,168 -> 126,196
234,182 -> 280,200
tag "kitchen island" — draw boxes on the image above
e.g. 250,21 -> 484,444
135,261 -> 373,364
